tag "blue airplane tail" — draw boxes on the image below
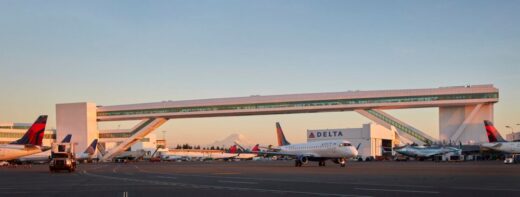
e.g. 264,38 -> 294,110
61,134 -> 72,143
84,139 -> 98,154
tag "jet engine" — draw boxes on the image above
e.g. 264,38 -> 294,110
299,156 -> 309,164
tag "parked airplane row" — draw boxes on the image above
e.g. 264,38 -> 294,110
1,116 -> 517,166
0,115 -> 100,165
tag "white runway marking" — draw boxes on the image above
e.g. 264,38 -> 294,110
140,172 -> 434,189
155,176 -> 178,179
218,180 -> 258,185
354,188 -> 440,194
123,191 -> 128,197
449,186 -> 520,192
82,171 -> 371,197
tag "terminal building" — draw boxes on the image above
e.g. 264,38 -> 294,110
0,121 -> 157,155
307,123 -> 397,160
55,84 -> 499,160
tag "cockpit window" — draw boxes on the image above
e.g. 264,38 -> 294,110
339,143 -> 351,147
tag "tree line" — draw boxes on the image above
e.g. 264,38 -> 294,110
174,144 -> 228,151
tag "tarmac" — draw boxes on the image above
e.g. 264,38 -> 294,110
1,160 -> 520,197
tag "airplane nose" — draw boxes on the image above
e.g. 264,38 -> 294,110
350,147 -> 358,157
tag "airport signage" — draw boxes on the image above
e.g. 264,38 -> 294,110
307,129 -> 347,141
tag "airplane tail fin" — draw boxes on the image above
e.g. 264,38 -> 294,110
484,120 -> 506,142
84,139 -> 98,155
276,122 -> 291,146
233,141 -> 246,152
61,134 -> 72,143
229,145 -> 238,153
251,144 -> 260,152
10,115 -> 48,146
97,142 -> 107,156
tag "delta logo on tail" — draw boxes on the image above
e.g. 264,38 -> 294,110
251,144 -> 260,152
229,145 -> 238,154
10,115 -> 47,146
484,120 -> 506,143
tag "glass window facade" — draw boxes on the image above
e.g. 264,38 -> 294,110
0,132 -> 55,140
98,93 -> 498,117
99,118 -> 156,139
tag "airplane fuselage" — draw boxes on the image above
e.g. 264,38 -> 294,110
0,144 -> 44,161
279,140 -> 358,159
395,146 -> 460,158
234,153 -> 257,160
482,142 -> 520,154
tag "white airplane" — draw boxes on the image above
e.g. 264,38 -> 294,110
97,143 -> 147,162
161,150 -> 206,161
207,147 -> 238,160
266,122 -> 359,167
481,120 -> 520,153
394,144 -> 461,160
76,139 -> 99,163
161,154 -> 187,161
0,115 -> 51,161
18,134 -> 72,164
161,147 -> 239,161
231,142 -> 260,160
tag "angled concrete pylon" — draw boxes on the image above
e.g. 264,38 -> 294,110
101,118 -> 168,161
356,109 -> 435,145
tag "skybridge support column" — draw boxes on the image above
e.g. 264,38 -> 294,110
101,118 -> 168,161
440,104 -> 493,144
56,102 -> 98,155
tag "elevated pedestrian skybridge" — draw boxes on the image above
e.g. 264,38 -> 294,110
57,85 -> 499,160
97,85 -> 497,122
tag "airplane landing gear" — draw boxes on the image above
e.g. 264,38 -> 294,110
338,158 -> 346,167
295,160 -> 303,167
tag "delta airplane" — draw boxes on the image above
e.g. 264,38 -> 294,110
394,144 -> 461,160
18,134 -> 73,164
481,120 -> 520,153
76,139 -> 99,163
207,145 -> 239,160
266,122 -> 358,167
232,142 -> 260,160
161,148 -> 237,161
97,143 -> 147,162
0,115 -> 50,161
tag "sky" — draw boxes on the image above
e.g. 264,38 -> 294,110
0,1 -> 519,147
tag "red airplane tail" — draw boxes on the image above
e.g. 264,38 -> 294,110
10,115 -> 48,146
251,144 -> 260,152
229,145 -> 238,153
484,120 -> 506,143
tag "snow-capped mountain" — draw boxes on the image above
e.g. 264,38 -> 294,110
207,133 -> 256,148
